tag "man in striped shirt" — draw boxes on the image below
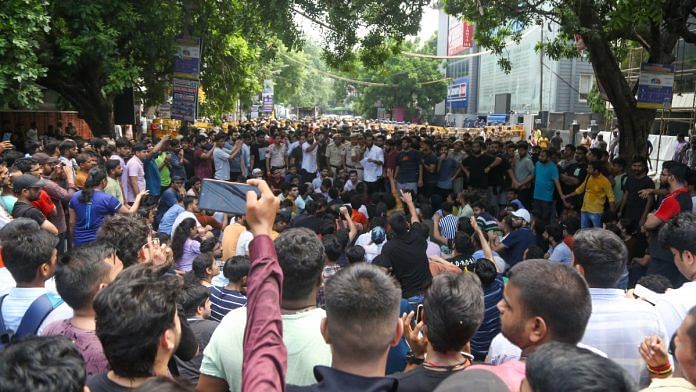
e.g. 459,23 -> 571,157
437,202 -> 459,241
209,255 -> 249,322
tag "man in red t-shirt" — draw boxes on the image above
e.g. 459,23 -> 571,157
643,161 -> 693,286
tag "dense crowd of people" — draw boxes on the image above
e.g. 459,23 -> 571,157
0,119 -> 695,392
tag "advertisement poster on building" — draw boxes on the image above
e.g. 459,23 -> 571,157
171,78 -> 199,122
447,77 -> 469,109
636,63 -> 675,109
447,18 -> 474,56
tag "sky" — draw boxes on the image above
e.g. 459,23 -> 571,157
295,4 -> 440,44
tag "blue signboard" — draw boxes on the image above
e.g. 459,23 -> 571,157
447,77 -> 468,109
637,63 -> 675,109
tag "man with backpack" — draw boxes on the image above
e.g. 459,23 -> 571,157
0,219 -> 72,343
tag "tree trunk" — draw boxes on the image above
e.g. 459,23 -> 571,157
39,75 -> 116,138
577,5 -> 680,160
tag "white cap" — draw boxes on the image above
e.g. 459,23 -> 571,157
511,208 -> 531,224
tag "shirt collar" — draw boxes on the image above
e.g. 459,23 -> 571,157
311,366 -> 399,392
588,288 -> 625,298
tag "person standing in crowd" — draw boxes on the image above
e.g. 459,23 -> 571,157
532,149 -> 564,223
250,130 -> 268,174
194,135 -> 214,180
109,138 -> 131,197
395,137 -> 421,193
69,167 -> 147,247
565,160 -> 615,228
643,162 -> 692,287
266,134 -> 288,175
560,146 -> 588,211
10,174 -> 59,235
509,141 -> 535,208
125,143 -> 148,206
300,132 -> 320,183
35,152 -> 77,253
104,159 -> 124,204
171,218 -> 204,272
325,133 -> 346,178
550,131 -> 563,152
619,156 -> 654,228
213,133 -> 243,181
362,133 -> 384,195
460,139 -> 496,193
74,153 -> 98,189
573,228 -> 667,383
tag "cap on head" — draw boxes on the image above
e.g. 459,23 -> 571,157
13,174 -> 45,193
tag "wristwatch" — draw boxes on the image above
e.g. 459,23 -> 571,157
406,351 -> 425,365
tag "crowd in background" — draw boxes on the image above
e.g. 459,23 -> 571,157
0,118 -> 695,392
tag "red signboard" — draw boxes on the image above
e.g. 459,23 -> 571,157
448,18 -> 474,56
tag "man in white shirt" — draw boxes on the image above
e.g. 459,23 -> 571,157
125,143 -> 148,204
574,228 -> 668,384
654,212 -> 696,340
301,133 -> 319,183
213,133 -> 242,181
361,134 -> 384,195
0,219 -> 72,336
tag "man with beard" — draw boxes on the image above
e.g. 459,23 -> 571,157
618,156 -> 654,229
467,260 -> 592,391
560,146 -> 588,212
643,161 -> 693,287
11,174 -> 58,235
459,140 -> 496,192
532,150 -> 565,223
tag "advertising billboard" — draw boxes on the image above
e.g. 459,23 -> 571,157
447,77 -> 469,109
447,18 -> 474,56
636,63 -> 675,109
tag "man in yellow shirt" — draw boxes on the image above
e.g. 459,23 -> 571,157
564,160 -> 615,228
221,215 -> 247,260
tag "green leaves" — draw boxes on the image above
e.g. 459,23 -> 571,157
0,0 -> 50,108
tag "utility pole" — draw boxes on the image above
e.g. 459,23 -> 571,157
539,20 -> 544,114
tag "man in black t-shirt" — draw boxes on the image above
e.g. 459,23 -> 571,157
460,140 -> 495,191
11,174 -> 58,235
560,146 -> 588,212
420,140 -> 438,198
486,141 -> 508,214
619,157 -> 654,228
249,131 -> 268,172
374,191 -> 431,310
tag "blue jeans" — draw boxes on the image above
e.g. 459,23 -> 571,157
581,212 -> 602,229
406,294 -> 424,313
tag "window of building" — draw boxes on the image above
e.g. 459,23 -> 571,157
578,73 -> 593,102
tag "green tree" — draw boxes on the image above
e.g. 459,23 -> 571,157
3,0 -> 303,136
272,42 -> 334,113
0,0 -> 50,109
347,38 -> 446,121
